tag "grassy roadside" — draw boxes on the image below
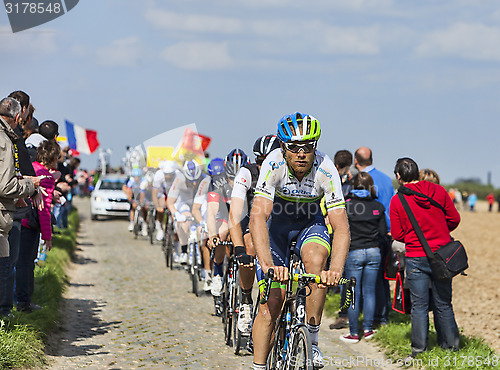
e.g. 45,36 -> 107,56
0,209 -> 78,369
325,292 -> 500,369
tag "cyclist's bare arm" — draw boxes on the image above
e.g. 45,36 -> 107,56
152,188 -> 160,209
207,201 -> 219,248
228,197 -> 245,248
123,185 -> 133,201
166,195 -> 177,216
249,196 -> 287,279
191,202 -> 204,225
323,208 -> 350,286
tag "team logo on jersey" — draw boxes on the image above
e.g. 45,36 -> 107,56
281,187 -> 313,196
270,160 -> 284,170
318,168 -> 332,179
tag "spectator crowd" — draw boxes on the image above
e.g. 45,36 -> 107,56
0,90 -> 82,318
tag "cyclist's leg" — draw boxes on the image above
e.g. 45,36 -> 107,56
296,222 -> 330,362
140,201 -> 149,236
211,219 -> 228,296
128,200 -> 137,231
253,258 -> 286,365
237,221 -> 257,334
155,196 -> 166,240
240,232 -> 256,293
212,219 -> 227,268
252,222 -> 288,366
176,204 -> 191,261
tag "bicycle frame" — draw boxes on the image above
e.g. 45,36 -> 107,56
261,247 -> 356,369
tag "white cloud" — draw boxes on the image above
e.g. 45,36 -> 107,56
161,42 -> 233,70
0,26 -> 57,54
144,7 -> 381,58
322,26 -> 380,55
96,37 -> 144,67
215,0 -> 394,12
144,9 -> 243,34
416,22 -> 500,61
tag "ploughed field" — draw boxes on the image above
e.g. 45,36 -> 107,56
450,200 -> 500,353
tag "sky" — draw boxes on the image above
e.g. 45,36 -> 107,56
1,0 -> 500,186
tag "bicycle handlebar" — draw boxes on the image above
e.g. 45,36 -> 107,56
259,269 -> 356,311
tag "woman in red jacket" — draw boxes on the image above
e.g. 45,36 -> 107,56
390,158 -> 460,358
16,140 -> 61,312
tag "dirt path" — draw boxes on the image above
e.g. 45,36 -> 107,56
450,201 -> 500,353
46,198 -> 399,369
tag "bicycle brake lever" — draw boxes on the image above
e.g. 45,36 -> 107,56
260,268 -> 274,305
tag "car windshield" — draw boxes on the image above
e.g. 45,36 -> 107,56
99,180 -> 125,191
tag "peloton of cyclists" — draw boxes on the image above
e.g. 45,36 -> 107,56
249,112 -> 350,370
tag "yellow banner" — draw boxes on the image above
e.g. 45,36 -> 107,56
146,147 -> 175,167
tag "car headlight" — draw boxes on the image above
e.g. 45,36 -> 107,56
94,196 -> 103,202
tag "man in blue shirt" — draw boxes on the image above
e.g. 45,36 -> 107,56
355,146 -> 394,326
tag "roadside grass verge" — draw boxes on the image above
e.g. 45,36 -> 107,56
0,209 -> 78,369
325,292 -> 500,369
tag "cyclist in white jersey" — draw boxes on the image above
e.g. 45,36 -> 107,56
167,160 -> 210,264
229,135 -> 279,334
152,160 -> 177,241
249,112 -> 350,370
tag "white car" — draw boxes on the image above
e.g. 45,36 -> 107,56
90,175 -> 130,220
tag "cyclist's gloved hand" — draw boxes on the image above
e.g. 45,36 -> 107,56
235,246 -> 254,266
175,212 -> 186,222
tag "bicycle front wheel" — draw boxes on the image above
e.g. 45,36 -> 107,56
223,273 -> 232,346
287,325 -> 313,370
148,211 -> 155,245
267,312 -> 286,369
232,269 -> 244,354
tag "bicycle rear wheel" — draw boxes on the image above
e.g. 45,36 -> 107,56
287,325 -> 313,370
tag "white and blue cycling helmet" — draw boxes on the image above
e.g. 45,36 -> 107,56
277,112 -> 321,143
183,160 -> 202,181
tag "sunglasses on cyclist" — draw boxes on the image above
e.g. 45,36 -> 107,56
283,141 -> 317,153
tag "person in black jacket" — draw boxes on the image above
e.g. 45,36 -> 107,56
339,172 -> 388,343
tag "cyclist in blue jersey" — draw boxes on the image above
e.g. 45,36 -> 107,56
249,112 -> 350,370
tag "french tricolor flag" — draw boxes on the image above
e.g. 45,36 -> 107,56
65,120 -> 100,155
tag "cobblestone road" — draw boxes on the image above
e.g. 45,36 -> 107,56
47,198 -> 399,369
